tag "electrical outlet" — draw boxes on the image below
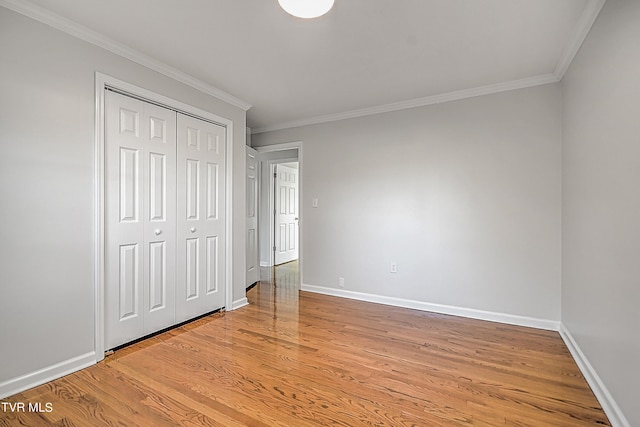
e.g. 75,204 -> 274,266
339,277 -> 345,287
390,262 -> 397,273
312,198 -> 319,208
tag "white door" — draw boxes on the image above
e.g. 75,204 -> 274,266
105,91 -> 177,349
274,163 -> 299,265
246,147 -> 259,286
176,113 -> 226,322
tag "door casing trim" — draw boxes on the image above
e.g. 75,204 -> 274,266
255,142 -> 304,282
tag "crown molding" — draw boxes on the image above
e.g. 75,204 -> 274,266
252,73 -> 558,134
250,0 -> 606,135
0,0 -> 252,111
2,0 -> 604,132
554,0 -> 607,80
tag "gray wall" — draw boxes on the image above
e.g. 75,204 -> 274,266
0,8 -> 246,390
253,84 -> 562,322
5,2 -> 635,423
562,0 -> 640,425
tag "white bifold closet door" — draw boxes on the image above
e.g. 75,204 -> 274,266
105,90 -> 225,350
175,113 -> 226,323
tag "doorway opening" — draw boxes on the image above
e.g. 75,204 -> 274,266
255,142 -> 303,288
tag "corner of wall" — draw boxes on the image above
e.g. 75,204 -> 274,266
559,324 -> 631,427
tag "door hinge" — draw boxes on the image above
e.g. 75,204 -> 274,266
273,246 -> 276,251
274,172 -> 277,178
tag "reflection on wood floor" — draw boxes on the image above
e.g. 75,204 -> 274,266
0,259 -> 609,426
254,259 -> 301,302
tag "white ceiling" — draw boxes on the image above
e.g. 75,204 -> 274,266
7,0 -> 603,133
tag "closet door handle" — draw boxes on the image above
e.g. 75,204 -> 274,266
190,227 -> 197,233
154,229 -> 162,236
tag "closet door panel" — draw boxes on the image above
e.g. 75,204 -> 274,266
142,102 -> 177,335
105,92 -> 177,350
105,92 -> 145,349
176,114 -> 226,322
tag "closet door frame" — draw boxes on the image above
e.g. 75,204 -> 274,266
94,72 -> 234,361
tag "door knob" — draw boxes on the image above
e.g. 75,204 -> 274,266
154,229 -> 162,235
190,227 -> 197,233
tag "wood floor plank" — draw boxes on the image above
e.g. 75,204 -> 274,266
1,262 -> 609,425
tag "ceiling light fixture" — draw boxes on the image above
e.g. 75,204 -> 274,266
278,0 -> 335,19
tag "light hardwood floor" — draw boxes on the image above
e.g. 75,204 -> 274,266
1,262 -> 609,426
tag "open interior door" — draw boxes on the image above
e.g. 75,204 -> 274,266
246,146 -> 259,286
274,163 -> 299,265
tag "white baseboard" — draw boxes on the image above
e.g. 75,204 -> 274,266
559,325 -> 630,427
301,284 -> 560,331
231,297 -> 249,310
0,351 -> 96,399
